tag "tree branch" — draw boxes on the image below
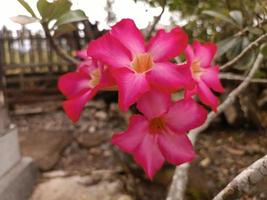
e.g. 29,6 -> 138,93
146,0 -> 166,39
213,154 -> 267,200
41,22 -> 79,65
166,53 -> 264,200
220,73 -> 267,84
220,33 -> 267,70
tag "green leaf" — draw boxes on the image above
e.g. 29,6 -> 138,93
17,0 -> 36,17
10,15 -> 39,25
37,0 -> 72,22
260,43 -> 267,57
216,36 -> 242,58
249,27 -> 264,36
229,10 -> 243,27
226,38 -> 242,60
54,10 -> 87,27
53,24 -> 76,37
202,10 -> 239,27
234,50 -> 256,70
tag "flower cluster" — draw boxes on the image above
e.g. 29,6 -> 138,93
58,18 -> 224,179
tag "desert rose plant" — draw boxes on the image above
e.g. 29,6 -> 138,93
58,18 -> 224,179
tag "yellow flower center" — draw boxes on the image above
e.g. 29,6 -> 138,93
132,53 -> 154,73
149,117 -> 166,133
89,68 -> 101,87
191,59 -> 202,78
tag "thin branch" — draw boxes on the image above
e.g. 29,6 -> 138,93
41,22 -> 79,65
166,53 -> 264,200
213,154 -> 267,200
220,73 -> 267,84
220,33 -> 267,70
146,0 -> 166,39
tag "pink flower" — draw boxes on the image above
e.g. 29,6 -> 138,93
58,58 -> 115,122
184,40 -> 224,111
112,90 -> 207,179
87,18 -> 193,111
76,48 -> 88,60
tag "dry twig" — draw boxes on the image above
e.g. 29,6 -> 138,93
220,73 -> 267,84
213,154 -> 267,200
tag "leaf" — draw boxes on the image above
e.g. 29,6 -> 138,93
234,50 -> 256,70
249,27 -> 264,36
53,23 -> 76,37
202,10 -> 239,27
226,38 -> 242,60
17,0 -> 36,17
229,10 -> 243,27
260,43 -> 267,57
37,0 -> 72,22
10,15 -> 39,25
54,10 -> 87,27
216,37 -> 242,58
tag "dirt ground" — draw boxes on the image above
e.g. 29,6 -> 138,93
11,99 -> 267,200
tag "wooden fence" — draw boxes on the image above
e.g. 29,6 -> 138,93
0,21 -> 100,106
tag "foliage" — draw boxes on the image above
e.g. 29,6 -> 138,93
13,0 -> 88,36
135,0 -> 267,73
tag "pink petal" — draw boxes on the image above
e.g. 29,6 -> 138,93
158,130 -> 195,165
136,89 -> 171,119
113,68 -> 150,111
184,45 -> 195,66
147,27 -> 188,62
99,67 -> 116,88
58,71 -> 91,99
110,18 -> 145,56
63,90 -> 96,123
76,48 -> 88,60
77,59 -> 97,74
193,40 -> 217,68
146,62 -> 194,92
197,80 -> 219,111
184,85 -> 198,99
112,115 -> 148,153
134,134 -> 165,179
201,66 -> 224,93
87,33 -> 132,68
164,98 -> 207,133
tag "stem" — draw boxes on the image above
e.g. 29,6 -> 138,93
146,0 -> 166,39
41,22 -> 79,65
220,73 -> 267,84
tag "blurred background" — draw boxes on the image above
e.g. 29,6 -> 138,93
0,0 -> 267,200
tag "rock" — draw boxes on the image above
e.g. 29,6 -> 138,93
200,157 -> 211,168
95,111 -> 108,120
30,175 -> 129,200
75,131 -> 109,148
117,195 -> 133,200
19,130 -> 71,171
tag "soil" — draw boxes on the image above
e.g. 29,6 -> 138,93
11,99 -> 267,200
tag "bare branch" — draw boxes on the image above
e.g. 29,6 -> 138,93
213,155 -> 267,200
166,53 -> 264,200
220,33 -> 267,70
42,22 -> 79,65
146,0 -> 166,39
220,73 -> 267,84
